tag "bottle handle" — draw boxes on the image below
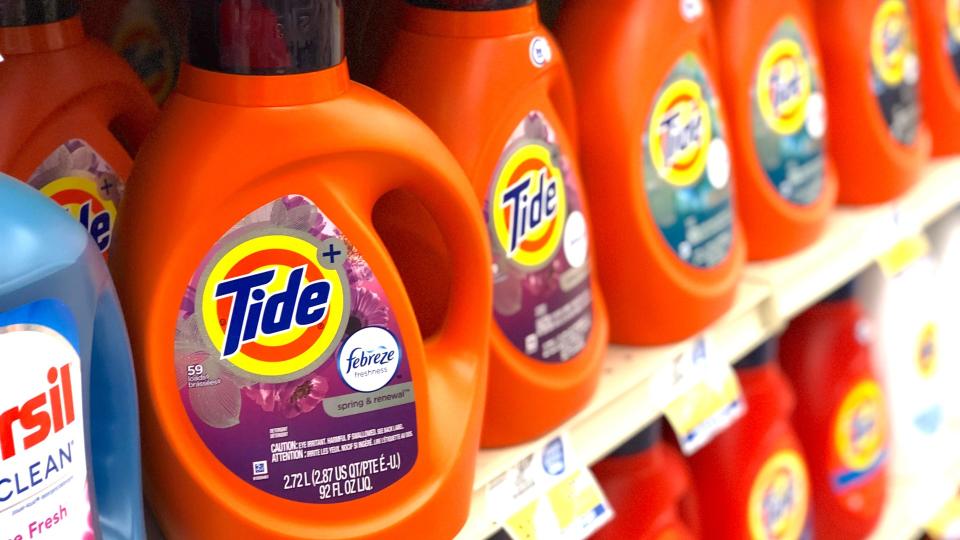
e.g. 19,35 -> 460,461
382,166 -> 493,372
90,281 -> 147,540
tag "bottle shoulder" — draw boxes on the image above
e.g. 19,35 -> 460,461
0,177 -> 91,296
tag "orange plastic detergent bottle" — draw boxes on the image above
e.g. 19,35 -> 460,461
712,0 -> 837,260
0,0 -> 158,257
813,0 -> 931,204
108,1 -> 492,538
375,0 -> 609,447
687,341 -> 813,540
914,0 -> 960,154
554,0 -> 745,345
779,283 -> 889,540
81,0 -> 186,103
591,419 -> 700,540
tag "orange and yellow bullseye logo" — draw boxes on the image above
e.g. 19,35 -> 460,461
917,322 -> 938,378
757,38 -> 812,135
748,450 -> 809,540
198,233 -> 348,380
948,0 -> 960,43
835,380 -> 887,472
40,176 -> 117,254
650,79 -> 713,187
871,0 -> 912,85
491,143 -> 567,268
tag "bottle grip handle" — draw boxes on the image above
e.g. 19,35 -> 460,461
391,171 -> 493,365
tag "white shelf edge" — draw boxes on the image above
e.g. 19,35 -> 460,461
457,157 -> 960,540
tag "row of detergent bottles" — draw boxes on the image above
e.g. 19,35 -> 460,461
2,0 -> 960,538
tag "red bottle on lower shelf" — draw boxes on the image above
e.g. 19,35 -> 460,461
687,341 -> 813,540
591,419 -> 699,540
780,283 -> 889,540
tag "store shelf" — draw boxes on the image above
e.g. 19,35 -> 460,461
457,157 -> 960,540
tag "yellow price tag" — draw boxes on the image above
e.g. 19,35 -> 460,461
926,491 -> 960,539
660,337 -> 745,455
877,233 -> 931,276
487,435 -> 614,540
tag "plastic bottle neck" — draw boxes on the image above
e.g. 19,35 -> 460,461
0,15 -> 84,55
400,1 -> 539,38
187,0 -> 345,76
177,60 -> 350,107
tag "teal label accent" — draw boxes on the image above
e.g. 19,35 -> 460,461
751,18 -> 827,206
869,0 -> 922,145
642,53 -> 734,269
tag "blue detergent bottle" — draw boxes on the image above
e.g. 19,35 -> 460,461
0,175 -> 145,539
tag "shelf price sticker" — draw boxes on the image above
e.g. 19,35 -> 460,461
485,434 -> 614,540
658,336 -> 746,455
925,490 -> 960,539
877,231 -> 931,277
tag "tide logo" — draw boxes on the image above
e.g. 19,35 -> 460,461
113,15 -> 177,101
0,364 -> 75,462
748,450 -> 809,540
917,322 -> 938,378
835,380 -> 887,474
40,176 -> 117,253
490,143 -> 567,267
649,78 -> 713,187
197,233 -> 349,380
871,0 -> 912,85
757,37 -> 812,135
949,0 -> 960,44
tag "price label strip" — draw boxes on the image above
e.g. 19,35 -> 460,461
926,491 -> 960,540
877,232 -> 931,277
659,337 -> 746,455
485,435 -> 614,540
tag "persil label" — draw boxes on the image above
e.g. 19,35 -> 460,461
177,196 -> 417,504
0,300 -> 92,538
643,53 -> 734,269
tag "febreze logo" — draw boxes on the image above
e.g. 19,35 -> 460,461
757,37 -> 812,135
834,380 -> 887,485
649,78 -> 713,187
197,232 -> 349,380
871,0 -> 912,85
40,176 -> 117,254
491,143 -> 567,267
748,450 -> 809,540
0,364 -> 75,462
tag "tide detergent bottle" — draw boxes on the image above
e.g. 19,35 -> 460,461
0,0 -> 158,257
914,0 -> 960,154
0,175 -> 145,539
712,0 -> 837,260
81,0 -> 186,103
779,283 -> 889,540
376,0 -> 609,446
814,0 -> 931,204
591,419 -> 699,540
109,1 -> 492,538
858,245 -> 951,489
687,341 -> 813,540
555,0 -> 745,344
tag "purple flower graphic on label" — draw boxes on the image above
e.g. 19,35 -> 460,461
243,375 -> 330,418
